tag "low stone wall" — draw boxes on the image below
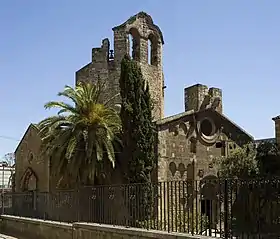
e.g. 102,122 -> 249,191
0,215 -> 210,239
0,215 -> 72,239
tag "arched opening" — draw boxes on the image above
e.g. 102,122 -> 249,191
148,39 -> 152,65
200,175 -> 219,227
20,167 -> 38,192
128,28 -> 140,61
148,34 -> 159,66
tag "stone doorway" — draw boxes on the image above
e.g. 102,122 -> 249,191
200,175 -> 219,227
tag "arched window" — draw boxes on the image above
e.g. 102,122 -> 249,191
148,34 -> 159,66
128,28 -> 140,61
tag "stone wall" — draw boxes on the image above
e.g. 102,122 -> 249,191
0,215 -> 213,239
156,110 -> 228,183
1,215 -> 72,239
155,107 -> 253,229
184,84 -> 223,114
15,124 -> 49,193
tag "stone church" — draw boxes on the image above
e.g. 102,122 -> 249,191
14,12 -> 255,194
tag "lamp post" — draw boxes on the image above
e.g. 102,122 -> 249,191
0,161 -> 8,214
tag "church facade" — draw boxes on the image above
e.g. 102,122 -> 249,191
15,12 -> 255,194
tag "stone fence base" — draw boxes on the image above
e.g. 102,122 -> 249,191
0,215 -> 211,239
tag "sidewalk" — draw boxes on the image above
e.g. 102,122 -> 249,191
0,234 -> 18,239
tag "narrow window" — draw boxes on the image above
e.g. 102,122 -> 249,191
148,34 -> 158,66
148,39 -> 152,65
128,34 -> 133,58
128,28 -> 140,61
190,137 -> 197,153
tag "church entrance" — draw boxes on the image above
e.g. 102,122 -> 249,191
201,199 -> 212,219
200,175 -> 219,228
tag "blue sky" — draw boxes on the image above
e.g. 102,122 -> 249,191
1,0 -> 280,157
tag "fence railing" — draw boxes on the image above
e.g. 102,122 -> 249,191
2,179 -> 280,238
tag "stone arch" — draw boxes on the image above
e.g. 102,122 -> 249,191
169,162 -> 177,176
147,33 -> 159,66
20,167 -> 38,192
200,175 -> 218,200
200,175 -> 219,226
128,28 -> 140,61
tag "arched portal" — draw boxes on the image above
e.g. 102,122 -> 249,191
20,167 -> 38,192
200,175 -> 219,227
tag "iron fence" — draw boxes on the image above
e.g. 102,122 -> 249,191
2,179 -> 280,238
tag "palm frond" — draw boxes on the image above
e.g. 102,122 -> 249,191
38,80 -> 122,186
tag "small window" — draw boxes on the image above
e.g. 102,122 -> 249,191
28,152 -> 34,164
190,137 -> 197,153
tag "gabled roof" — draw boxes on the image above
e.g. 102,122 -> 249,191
14,123 -> 40,154
156,109 -> 195,125
156,108 -> 254,141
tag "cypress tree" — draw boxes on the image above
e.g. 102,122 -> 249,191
119,54 -> 156,184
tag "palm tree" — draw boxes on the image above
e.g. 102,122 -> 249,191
37,80 -> 122,187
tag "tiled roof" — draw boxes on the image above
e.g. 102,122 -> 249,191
272,115 -> 280,120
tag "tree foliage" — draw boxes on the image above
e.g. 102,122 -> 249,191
3,152 -> 15,166
215,143 -> 258,179
37,81 -> 122,187
119,55 -> 156,221
119,55 -> 156,184
215,141 -> 280,236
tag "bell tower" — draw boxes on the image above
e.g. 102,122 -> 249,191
76,12 -> 165,120
112,12 -> 165,120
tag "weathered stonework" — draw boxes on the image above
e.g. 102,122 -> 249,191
155,105 -> 253,227
156,108 -> 252,183
1,215 -> 214,239
184,84 -> 223,114
76,12 -> 165,121
14,124 -> 49,192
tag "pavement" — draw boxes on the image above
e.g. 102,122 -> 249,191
0,234 -> 18,239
